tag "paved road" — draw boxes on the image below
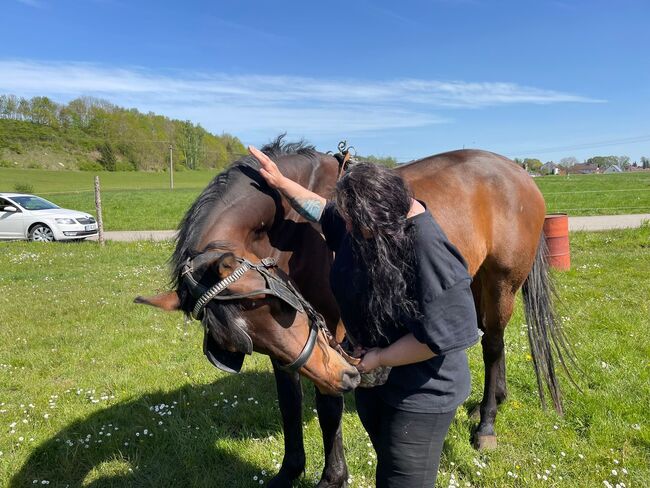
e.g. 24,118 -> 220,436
568,213 -> 650,231
89,214 -> 650,242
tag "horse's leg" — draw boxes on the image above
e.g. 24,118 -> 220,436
268,361 -> 306,488
473,280 -> 516,450
314,388 -> 348,488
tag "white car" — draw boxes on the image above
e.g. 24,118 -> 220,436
0,193 -> 98,242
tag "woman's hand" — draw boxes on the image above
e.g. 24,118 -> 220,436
356,347 -> 383,373
352,345 -> 367,358
248,145 -> 285,189
248,145 -> 326,223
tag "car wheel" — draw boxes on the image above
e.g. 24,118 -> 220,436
29,224 -> 55,242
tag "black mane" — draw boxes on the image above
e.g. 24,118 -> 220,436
170,135 -> 317,287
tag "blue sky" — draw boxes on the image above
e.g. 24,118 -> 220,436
1,0 -> 649,162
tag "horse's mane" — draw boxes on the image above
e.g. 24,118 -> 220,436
170,135 -> 317,286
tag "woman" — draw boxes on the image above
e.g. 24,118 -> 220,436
249,145 -> 479,487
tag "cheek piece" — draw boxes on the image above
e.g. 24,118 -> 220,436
181,254 -> 344,374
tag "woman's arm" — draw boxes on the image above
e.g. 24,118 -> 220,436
356,333 -> 436,372
249,146 -> 326,222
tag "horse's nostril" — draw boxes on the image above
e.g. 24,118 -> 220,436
341,368 -> 361,392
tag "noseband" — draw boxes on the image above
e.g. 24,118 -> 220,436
182,254 -> 333,373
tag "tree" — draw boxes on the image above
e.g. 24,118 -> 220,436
641,157 -> 650,169
178,121 -> 204,169
17,97 -> 30,121
98,142 -> 117,171
559,156 -> 579,168
586,155 -> 618,168
0,92 -> 249,172
29,96 -> 59,126
0,95 -> 18,119
616,155 -> 631,170
221,133 -> 247,159
523,158 -> 543,172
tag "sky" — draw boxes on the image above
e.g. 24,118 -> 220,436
1,0 -> 649,163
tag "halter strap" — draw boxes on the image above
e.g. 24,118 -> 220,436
185,253 -> 332,373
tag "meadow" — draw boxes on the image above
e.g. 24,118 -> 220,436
1,168 -> 650,231
1,226 -> 648,487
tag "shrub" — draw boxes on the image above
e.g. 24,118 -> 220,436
78,160 -> 104,171
0,159 -> 13,168
114,160 -> 136,171
7,143 -> 23,154
98,142 -> 116,171
14,183 -> 34,193
27,161 -> 43,169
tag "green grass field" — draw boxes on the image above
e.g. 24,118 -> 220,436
1,168 -> 650,231
536,172 -> 650,216
1,227 -> 649,487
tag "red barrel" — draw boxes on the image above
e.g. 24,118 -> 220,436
543,214 -> 570,271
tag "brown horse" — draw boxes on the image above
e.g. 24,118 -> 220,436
137,137 -> 572,487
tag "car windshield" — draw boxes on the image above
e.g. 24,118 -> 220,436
12,196 -> 60,211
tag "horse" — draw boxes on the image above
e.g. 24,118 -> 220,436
136,137 -> 573,487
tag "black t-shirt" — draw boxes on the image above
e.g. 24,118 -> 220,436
320,200 -> 479,413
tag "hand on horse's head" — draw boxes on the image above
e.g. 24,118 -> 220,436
248,145 -> 285,190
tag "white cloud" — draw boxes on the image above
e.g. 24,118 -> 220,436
0,59 -> 603,137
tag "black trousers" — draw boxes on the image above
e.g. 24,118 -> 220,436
355,387 -> 456,488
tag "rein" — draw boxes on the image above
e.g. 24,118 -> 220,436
183,254 -> 356,372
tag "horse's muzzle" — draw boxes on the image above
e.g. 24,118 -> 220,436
340,368 -> 361,393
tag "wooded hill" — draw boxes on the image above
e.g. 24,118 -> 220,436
0,95 -> 246,171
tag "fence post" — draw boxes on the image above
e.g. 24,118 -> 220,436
169,144 -> 174,190
94,176 -> 105,247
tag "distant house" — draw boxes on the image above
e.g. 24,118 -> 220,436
604,165 -> 623,174
540,162 -> 567,176
567,163 -> 599,175
540,162 -> 557,175
629,166 -> 650,172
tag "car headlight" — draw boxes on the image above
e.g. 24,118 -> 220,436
55,218 -> 76,225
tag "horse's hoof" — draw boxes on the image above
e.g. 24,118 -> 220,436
267,473 -> 294,488
473,434 -> 498,450
316,481 -> 348,488
315,473 -> 348,488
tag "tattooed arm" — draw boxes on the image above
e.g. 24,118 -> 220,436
249,145 -> 326,222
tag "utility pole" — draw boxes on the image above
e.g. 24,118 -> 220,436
169,143 -> 174,190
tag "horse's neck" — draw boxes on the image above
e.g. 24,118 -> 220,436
274,153 -> 341,324
280,152 -> 339,198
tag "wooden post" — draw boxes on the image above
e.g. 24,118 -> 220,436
169,144 -> 174,190
94,176 -> 105,247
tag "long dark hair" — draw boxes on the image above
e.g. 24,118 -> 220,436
334,162 -> 421,345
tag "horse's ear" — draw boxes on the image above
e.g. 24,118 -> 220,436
217,253 -> 238,279
134,291 -> 181,311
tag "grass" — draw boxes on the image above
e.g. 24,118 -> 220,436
536,172 -> 650,216
1,227 -> 649,487
2,169 -> 650,231
0,167 -> 216,192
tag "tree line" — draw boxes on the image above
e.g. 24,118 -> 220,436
0,94 -> 246,171
514,155 -> 650,174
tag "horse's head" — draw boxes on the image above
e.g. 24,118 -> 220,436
136,137 -> 358,395
136,248 -> 360,395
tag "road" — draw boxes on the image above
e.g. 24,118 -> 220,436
89,214 -> 650,242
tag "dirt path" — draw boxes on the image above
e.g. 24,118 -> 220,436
568,213 -> 650,231
89,214 -> 650,242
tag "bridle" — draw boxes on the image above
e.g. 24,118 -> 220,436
182,253 -> 353,373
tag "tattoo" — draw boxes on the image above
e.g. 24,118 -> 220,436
286,196 -> 324,222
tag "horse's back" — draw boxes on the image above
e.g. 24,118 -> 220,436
397,149 -> 545,279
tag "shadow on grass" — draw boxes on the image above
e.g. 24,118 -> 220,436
10,371 -> 331,488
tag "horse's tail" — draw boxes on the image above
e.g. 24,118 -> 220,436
522,233 -> 580,414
